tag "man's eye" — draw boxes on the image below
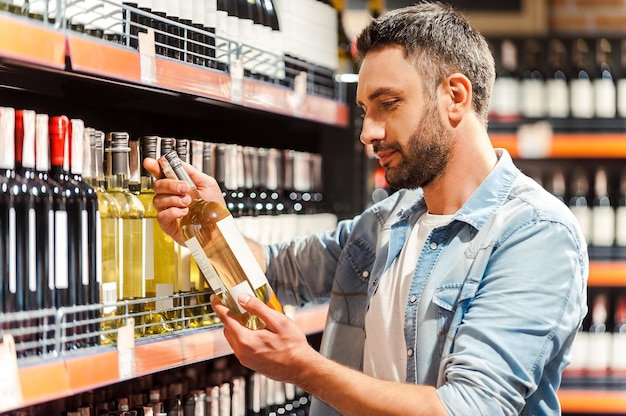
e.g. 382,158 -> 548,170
381,100 -> 398,108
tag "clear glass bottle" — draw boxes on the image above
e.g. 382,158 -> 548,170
159,150 -> 283,330
591,167 -> 615,248
105,132 -> 147,338
137,136 -> 176,335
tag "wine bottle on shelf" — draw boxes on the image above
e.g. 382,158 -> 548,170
150,0 -> 170,57
570,38 -> 595,119
617,39 -> 626,118
0,107 -> 31,354
203,0 -> 218,67
331,0 -> 354,74
49,115 -> 86,350
34,113 -> 57,342
262,0 -> 285,81
158,150 -> 283,330
547,168 -> 566,204
520,38 -> 546,119
593,38 -> 617,119
69,119 -> 101,346
568,167 -> 592,243
84,129 -> 122,345
14,109 -> 54,355
190,0 -> 207,66
590,166 -> 615,249
164,0 -> 182,61
235,0 -> 255,77
137,136 -> 176,335
610,293 -> 626,375
105,132 -> 147,338
545,38 -> 570,119
123,1 -> 141,49
239,146 -> 261,241
489,38 -> 521,123
128,137 -> 141,194
586,291 -> 611,376
615,168 -> 626,248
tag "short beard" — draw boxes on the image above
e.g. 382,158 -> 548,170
382,103 -> 452,189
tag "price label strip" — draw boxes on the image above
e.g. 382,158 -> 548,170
0,335 -> 24,412
117,318 -> 137,380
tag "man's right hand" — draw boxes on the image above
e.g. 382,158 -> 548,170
143,157 -> 226,246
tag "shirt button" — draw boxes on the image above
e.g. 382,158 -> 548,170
429,241 -> 438,250
410,295 -> 417,303
407,348 -> 414,357
362,270 -> 369,278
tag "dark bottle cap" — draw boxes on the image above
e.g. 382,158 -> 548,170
139,135 -> 159,177
161,137 -> 176,155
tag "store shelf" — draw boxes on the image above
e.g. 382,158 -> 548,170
559,389 -> 626,414
0,14 -> 65,69
588,261 -> 626,287
490,132 -> 626,159
5,303 -> 329,413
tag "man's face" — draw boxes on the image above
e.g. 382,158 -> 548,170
356,46 -> 453,189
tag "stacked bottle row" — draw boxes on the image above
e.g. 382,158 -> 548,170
488,36 -> 626,121
0,0 -> 340,96
1,356 -> 313,416
0,105 -> 337,356
564,288 -> 626,385
529,163 -> 626,259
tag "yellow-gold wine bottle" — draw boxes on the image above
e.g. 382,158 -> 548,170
158,150 -> 283,330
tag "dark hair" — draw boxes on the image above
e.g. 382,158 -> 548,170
355,1 -> 495,126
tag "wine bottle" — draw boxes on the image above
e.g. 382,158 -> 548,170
610,293 -> 626,374
190,0 -> 207,66
49,115 -> 85,350
137,136 -> 176,335
158,150 -> 283,330
69,119 -> 101,346
590,166 -> 615,248
164,0 -> 182,61
615,168 -> 626,248
105,132 -> 147,337
520,38 -> 546,119
0,107 -> 32,354
545,38 -> 570,119
151,0 -> 170,57
236,0 -> 255,77
331,0 -> 354,74
261,0 -> 284,81
489,38 -> 521,122
586,291 -> 611,375
84,128 -> 122,345
593,38 -> 617,118
617,39 -> 626,118
203,0 -> 218,67
568,167 -> 592,243
34,113 -> 62,353
15,109 -> 54,355
570,38 -> 594,119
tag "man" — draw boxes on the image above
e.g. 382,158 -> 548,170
146,2 -> 588,414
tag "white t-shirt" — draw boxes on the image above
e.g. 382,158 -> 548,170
363,212 -> 453,382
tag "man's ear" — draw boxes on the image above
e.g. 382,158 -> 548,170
442,73 -> 472,125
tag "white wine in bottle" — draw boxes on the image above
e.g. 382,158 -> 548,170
158,150 -> 283,330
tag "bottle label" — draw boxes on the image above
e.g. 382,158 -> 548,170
570,206 -> 592,241
9,208 -> 16,294
185,236 -> 226,297
546,79 -> 569,118
229,281 -> 256,313
48,210 -> 55,290
616,206 -> 626,246
96,214 -> 103,284
611,332 -> 626,371
592,206 -> 616,247
617,79 -> 626,117
594,78 -> 616,118
81,209 -> 89,286
520,79 -> 545,118
144,219 -> 155,281
216,215 -> 269,290
587,332 -> 611,371
55,210 -> 69,289
570,79 -> 594,118
28,208 -> 36,292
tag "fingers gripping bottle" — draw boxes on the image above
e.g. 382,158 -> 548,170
158,150 -> 283,329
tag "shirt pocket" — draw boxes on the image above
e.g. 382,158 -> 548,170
432,276 -> 481,351
328,237 -> 375,328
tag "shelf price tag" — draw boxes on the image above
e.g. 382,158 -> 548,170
231,57 -> 244,104
117,318 -> 136,380
139,28 -> 157,84
288,71 -> 307,116
516,121 -> 552,159
0,335 -> 24,412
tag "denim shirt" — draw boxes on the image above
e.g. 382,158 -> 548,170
265,149 -> 589,416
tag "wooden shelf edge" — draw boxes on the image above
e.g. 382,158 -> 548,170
559,389 -> 626,413
491,133 -> 626,158
12,304 -> 328,412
